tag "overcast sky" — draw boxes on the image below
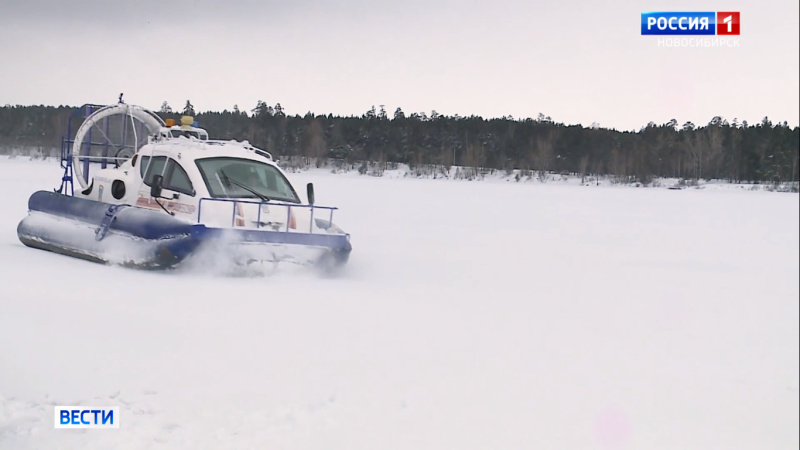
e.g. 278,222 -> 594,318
0,0 -> 797,130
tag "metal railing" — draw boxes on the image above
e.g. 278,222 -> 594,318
197,197 -> 338,234
59,104 -> 106,195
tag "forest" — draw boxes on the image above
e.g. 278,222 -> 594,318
1,100 -> 797,186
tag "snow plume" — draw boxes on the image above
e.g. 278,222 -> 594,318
173,229 -> 276,278
173,227 -> 334,279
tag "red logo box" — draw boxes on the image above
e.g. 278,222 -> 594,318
717,12 -> 740,35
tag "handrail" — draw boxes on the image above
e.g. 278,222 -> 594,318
197,197 -> 338,233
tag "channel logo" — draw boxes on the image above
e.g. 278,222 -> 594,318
55,406 -> 120,429
641,12 -> 740,35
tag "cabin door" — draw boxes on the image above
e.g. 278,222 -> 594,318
137,155 -> 198,220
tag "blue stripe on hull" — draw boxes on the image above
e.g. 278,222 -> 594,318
26,190 -> 194,240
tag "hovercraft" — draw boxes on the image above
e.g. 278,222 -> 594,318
16,97 -> 352,270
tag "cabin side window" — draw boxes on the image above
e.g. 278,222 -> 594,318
139,155 -> 149,177
142,156 -> 194,196
164,159 -> 194,196
142,156 -> 167,186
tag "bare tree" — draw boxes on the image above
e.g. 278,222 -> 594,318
308,118 -> 326,159
683,131 -> 705,181
704,117 -> 725,179
579,154 -> 590,184
534,129 -> 558,181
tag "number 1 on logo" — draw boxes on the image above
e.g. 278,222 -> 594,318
717,12 -> 740,35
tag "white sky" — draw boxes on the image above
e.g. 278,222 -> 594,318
0,0 -> 797,130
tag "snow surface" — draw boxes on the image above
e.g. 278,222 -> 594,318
0,156 -> 797,449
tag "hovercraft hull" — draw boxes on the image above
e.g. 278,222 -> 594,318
17,191 -> 352,270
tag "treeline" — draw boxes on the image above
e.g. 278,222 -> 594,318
1,101 -> 798,185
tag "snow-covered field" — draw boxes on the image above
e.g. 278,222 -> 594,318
0,156 -> 797,449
